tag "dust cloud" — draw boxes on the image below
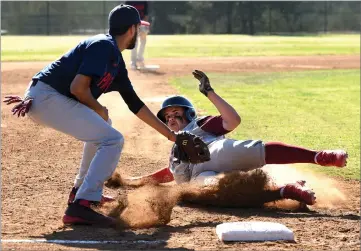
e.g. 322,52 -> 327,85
102,165 -> 348,229
264,164 -> 348,209
101,184 -> 183,229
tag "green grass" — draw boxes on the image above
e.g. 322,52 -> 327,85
170,69 -> 360,180
1,34 -> 360,61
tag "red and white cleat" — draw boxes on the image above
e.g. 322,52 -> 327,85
63,199 -> 116,227
315,150 -> 348,168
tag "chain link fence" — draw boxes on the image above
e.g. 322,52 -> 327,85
1,1 -> 360,35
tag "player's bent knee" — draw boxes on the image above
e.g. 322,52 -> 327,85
117,132 -> 125,148
100,130 -> 124,149
107,118 -> 113,126
111,131 -> 124,148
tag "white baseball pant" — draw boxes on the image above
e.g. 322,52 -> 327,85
131,27 -> 148,66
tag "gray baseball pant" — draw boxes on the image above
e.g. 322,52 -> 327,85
191,139 -> 266,179
24,80 -> 124,202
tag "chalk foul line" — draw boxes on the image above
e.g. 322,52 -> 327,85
1,238 -> 167,245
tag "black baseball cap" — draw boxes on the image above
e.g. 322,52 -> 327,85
109,4 -> 150,34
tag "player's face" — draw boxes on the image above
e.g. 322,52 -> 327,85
164,106 -> 188,132
127,24 -> 139,50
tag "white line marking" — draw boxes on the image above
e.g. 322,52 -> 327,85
1,239 -> 166,245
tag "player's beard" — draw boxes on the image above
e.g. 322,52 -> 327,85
127,30 -> 138,50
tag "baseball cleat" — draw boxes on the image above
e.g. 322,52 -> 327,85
67,187 -> 115,205
315,150 -> 348,168
63,199 -> 116,227
281,181 -> 316,205
137,61 -> 145,69
130,64 -> 138,70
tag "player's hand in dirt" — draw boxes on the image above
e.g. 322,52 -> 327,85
96,106 -> 109,121
192,70 -> 214,97
3,95 -> 34,117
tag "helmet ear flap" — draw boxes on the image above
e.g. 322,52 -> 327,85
185,108 -> 197,122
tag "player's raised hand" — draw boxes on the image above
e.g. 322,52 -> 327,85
192,70 -> 214,97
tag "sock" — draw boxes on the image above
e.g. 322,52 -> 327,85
72,199 -> 91,207
265,142 -> 317,164
280,186 -> 285,197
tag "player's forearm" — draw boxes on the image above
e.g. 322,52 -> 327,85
135,105 -> 176,142
71,85 -> 103,112
207,91 -> 241,131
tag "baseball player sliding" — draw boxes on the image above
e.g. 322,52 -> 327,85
3,5 -> 209,228
121,70 -> 348,206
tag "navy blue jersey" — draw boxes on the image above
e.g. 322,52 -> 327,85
33,34 -> 144,113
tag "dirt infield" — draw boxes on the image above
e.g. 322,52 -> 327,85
1,55 -> 360,250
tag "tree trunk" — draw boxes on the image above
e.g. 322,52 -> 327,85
226,2 -> 232,34
248,2 -> 255,35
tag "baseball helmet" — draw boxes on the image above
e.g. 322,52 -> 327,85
157,95 -> 197,123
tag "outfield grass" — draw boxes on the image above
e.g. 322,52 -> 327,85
170,69 -> 360,180
1,34 -> 360,61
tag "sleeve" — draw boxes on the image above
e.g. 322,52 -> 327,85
147,167 -> 174,183
112,67 -> 145,114
77,40 -> 113,79
197,115 -> 231,136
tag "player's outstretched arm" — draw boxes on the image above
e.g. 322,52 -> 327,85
192,70 -> 241,131
105,167 -> 174,189
135,105 -> 177,142
125,167 -> 174,184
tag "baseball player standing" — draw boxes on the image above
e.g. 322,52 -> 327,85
3,5 -> 209,228
122,70 -> 349,206
125,1 -> 150,70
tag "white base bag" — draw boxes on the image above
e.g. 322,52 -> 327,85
138,64 -> 160,71
216,221 -> 294,242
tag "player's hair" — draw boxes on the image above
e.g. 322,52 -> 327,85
109,24 -> 134,36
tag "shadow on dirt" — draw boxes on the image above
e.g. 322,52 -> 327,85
35,221 -> 220,250
179,203 -> 361,221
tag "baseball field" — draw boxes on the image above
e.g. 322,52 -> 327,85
1,34 -> 360,250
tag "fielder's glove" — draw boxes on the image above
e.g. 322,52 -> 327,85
192,70 -> 214,97
3,95 -> 33,117
174,131 -> 211,164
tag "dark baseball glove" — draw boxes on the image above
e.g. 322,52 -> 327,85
3,95 -> 33,117
192,70 -> 214,97
174,131 -> 210,164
